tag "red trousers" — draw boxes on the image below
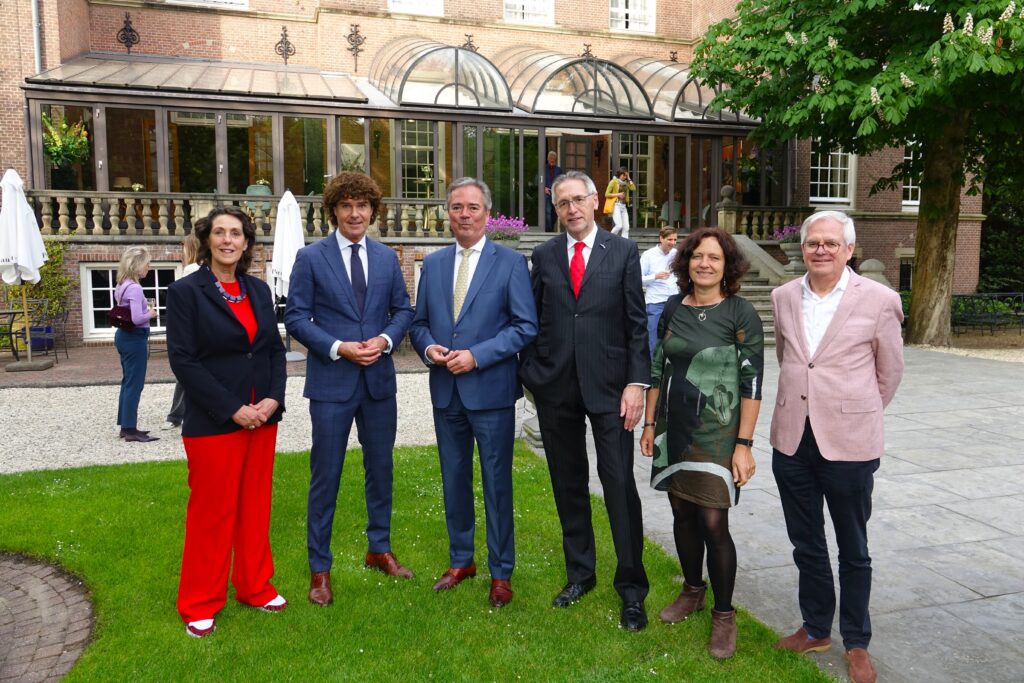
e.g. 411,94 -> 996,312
177,424 -> 279,623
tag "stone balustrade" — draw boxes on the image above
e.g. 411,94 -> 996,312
24,190 -> 451,240
715,185 -> 810,241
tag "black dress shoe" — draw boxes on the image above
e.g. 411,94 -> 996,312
552,578 -> 597,608
620,601 -> 648,631
119,428 -> 150,439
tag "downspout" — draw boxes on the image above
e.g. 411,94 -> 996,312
32,0 -> 42,74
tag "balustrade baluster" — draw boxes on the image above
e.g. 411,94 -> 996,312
312,205 -> 323,237
57,195 -> 70,235
40,197 -> 53,235
142,200 -> 155,235
173,199 -> 185,235
74,198 -> 87,234
91,199 -> 104,235
159,202 -> 169,235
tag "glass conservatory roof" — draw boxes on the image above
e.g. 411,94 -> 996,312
614,56 -> 753,124
25,54 -> 367,103
368,38 -> 512,110
493,47 -> 652,119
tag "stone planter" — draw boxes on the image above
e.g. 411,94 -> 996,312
779,242 -> 806,275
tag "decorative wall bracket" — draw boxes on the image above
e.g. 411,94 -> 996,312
276,26 -> 296,65
117,12 -> 140,54
669,50 -> 679,63
461,34 -> 478,52
579,44 -> 595,59
347,25 -> 366,71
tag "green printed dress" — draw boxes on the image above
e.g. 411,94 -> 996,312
649,295 -> 764,508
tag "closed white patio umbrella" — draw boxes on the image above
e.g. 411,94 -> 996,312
268,190 -> 307,361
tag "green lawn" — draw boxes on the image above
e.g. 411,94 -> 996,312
0,443 -> 828,682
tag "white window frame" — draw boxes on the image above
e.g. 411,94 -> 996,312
504,0 -> 554,25
80,262 -> 180,340
400,120 -> 436,200
390,0 -> 444,17
165,0 -> 248,9
809,140 -> 854,205
902,145 -> 921,209
609,0 -> 655,33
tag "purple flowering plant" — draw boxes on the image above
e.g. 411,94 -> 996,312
771,224 -> 801,243
484,214 -> 528,240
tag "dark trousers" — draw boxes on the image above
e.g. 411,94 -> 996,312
167,380 -> 185,424
773,421 -> 879,649
307,372 -> 398,572
433,386 -> 516,579
545,197 -> 557,232
115,327 -> 149,429
535,373 -> 649,603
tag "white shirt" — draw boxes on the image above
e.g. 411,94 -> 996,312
452,235 -> 487,299
329,230 -> 392,360
565,224 -> 598,267
640,246 -> 677,305
801,267 -> 851,357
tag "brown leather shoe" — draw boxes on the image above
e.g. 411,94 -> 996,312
365,551 -> 415,579
774,626 -> 832,653
846,648 -> 877,683
489,579 -> 513,608
308,571 -> 332,606
660,582 -> 706,624
432,564 -> 477,592
709,609 -> 737,659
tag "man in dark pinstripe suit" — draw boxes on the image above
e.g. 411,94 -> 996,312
519,170 -> 651,631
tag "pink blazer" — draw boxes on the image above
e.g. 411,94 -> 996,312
769,270 -> 905,461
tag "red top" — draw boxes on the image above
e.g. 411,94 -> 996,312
220,280 -> 257,344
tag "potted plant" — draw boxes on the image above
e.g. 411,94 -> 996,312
771,224 -> 805,274
42,113 -> 90,190
484,214 -> 528,242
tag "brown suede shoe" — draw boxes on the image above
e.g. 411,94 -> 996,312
489,579 -> 513,608
365,551 -> 415,579
846,648 -> 877,683
309,571 -> 332,606
432,564 -> 477,592
709,609 -> 737,659
774,626 -> 832,653
659,582 -> 706,624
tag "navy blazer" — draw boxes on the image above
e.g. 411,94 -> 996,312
409,239 -> 537,411
284,234 -> 413,403
519,228 -> 650,414
166,267 -> 287,437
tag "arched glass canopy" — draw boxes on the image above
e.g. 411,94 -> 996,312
493,47 -> 652,119
615,56 -> 754,124
368,38 -> 512,110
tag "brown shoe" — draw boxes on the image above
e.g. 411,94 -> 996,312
432,564 -> 477,592
659,582 -> 706,624
365,551 -> 415,579
846,648 -> 877,683
308,571 -> 332,606
774,626 -> 832,653
709,609 -> 737,659
489,579 -> 513,608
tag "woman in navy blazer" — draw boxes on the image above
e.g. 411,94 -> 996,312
166,206 -> 288,638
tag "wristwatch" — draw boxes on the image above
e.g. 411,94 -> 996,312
734,437 -> 754,447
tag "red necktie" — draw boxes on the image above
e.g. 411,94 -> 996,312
570,241 -> 585,298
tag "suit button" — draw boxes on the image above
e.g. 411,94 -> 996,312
808,362 -> 814,368
801,395 -> 806,400
453,333 -> 458,338
246,352 -> 253,359
574,314 -> 579,318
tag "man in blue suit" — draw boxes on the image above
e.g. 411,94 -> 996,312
285,172 -> 414,607
410,177 -> 538,608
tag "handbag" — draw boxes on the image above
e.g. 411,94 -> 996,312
603,196 -> 617,215
108,292 -> 135,331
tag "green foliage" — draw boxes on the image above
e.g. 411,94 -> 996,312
0,445 -> 828,682
41,113 -> 91,167
978,215 -> 1024,291
7,239 -> 73,316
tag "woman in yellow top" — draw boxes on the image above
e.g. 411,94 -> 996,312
605,166 -> 635,239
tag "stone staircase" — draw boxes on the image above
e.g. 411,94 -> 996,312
516,228 -> 777,346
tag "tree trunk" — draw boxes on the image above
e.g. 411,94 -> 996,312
906,110 -> 971,346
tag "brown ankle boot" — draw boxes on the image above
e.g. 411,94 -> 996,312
709,609 -> 737,659
659,582 -> 706,624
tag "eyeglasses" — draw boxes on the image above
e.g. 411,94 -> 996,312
554,193 -> 595,212
802,240 -> 843,254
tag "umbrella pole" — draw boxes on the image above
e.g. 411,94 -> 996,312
21,285 -> 33,363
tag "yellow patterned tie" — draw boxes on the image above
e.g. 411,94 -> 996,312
453,248 -> 471,320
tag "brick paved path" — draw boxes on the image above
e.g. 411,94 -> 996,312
0,554 -> 93,683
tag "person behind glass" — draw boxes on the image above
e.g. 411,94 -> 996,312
543,150 -> 563,232
639,227 -> 764,659
114,246 -> 159,443
605,167 -> 635,239
640,226 -> 678,358
166,206 -> 288,639
163,231 -> 202,431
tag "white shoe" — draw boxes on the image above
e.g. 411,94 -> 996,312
258,594 -> 288,613
161,421 -> 179,431
185,619 -> 215,638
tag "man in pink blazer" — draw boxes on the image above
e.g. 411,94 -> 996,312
769,210 -> 904,683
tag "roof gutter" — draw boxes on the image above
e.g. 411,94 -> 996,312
32,0 -> 42,73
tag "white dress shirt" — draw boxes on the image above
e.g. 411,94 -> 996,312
329,230 -> 392,360
452,235 -> 487,298
801,266 -> 850,357
565,224 -> 598,267
640,246 -> 677,304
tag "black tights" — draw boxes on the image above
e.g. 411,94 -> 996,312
669,494 -> 736,612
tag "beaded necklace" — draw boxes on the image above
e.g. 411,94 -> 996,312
207,266 -> 247,303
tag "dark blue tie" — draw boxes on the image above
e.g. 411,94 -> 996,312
350,243 -> 366,313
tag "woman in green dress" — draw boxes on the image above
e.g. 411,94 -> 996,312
639,226 -> 764,659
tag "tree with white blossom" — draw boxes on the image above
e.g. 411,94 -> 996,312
693,1 -> 1024,345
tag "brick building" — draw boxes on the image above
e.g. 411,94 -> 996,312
0,0 -> 981,345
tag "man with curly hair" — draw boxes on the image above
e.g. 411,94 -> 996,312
285,172 -> 415,607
